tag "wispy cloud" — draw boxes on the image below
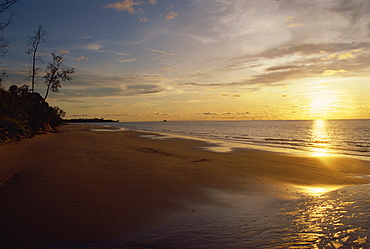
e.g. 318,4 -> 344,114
147,48 -> 176,56
73,56 -> 89,62
138,16 -> 149,22
285,16 -> 302,28
77,35 -> 93,39
321,69 -> 346,76
166,11 -> 178,20
84,42 -> 104,51
103,0 -> 142,14
118,57 -> 137,63
59,50 -> 70,54
83,42 -> 128,57
320,49 -> 362,61
57,72 -> 166,98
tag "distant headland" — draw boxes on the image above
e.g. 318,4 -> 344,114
64,118 -> 119,123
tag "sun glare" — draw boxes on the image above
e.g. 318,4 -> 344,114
308,92 -> 340,119
298,185 -> 342,196
311,97 -> 331,109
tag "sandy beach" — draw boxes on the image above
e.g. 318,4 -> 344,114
1,124 -> 370,249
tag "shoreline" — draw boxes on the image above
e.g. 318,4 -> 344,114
84,121 -> 370,162
1,124 -> 370,248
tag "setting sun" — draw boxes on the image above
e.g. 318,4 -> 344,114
308,90 -> 339,118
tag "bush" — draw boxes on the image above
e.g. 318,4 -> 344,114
0,86 -> 65,142
0,117 -> 32,141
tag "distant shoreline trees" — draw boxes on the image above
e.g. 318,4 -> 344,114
64,118 -> 118,123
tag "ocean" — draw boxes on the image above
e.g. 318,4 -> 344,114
95,119 -> 370,161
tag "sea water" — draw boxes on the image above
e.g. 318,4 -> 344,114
97,119 -> 369,161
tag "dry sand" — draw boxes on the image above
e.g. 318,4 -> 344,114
0,124 -> 369,248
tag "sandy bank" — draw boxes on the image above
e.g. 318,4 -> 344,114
0,124 -> 369,248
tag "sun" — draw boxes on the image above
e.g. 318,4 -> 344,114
311,97 -> 331,109
309,94 -> 336,117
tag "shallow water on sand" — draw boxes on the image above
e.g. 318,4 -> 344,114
94,119 -> 370,161
47,184 -> 370,249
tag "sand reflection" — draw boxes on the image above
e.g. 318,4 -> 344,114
297,185 -> 342,196
276,184 -> 369,248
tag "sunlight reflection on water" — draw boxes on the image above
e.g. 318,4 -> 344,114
54,184 -> 370,249
309,119 -> 331,158
136,184 -> 370,248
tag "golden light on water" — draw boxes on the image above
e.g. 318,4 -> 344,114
309,119 -> 331,157
298,185 -> 342,196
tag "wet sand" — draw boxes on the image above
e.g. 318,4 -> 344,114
0,124 -> 370,249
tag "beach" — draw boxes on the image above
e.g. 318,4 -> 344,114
1,124 -> 370,249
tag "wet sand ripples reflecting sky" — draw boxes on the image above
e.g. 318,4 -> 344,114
53,184 -> 370,249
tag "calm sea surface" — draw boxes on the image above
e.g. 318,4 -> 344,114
97,119 -> 369,161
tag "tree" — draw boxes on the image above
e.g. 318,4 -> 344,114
0,0 -> 18,57
0,70 -> 7,88
43,52 -> 74,101
26,25 -> 48,97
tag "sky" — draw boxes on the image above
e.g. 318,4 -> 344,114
0,0 -> 369,121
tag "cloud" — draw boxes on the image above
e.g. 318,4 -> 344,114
321,69 -> 346,76
149,0 -> 157,5
73,56 -> 89,61
320,49 -> 362,61
77,35 -> 93,39
118,57 -> 137,63
59,50 -> 70,54
331,0 -> 370,24
84,42 -> 103,51
83,43 -> 129,57
166,11 -> 178,20
337,51 -> 359,60
60,72 -> 166,98
138,16 -> 149,22
221,41 -> 370,84
123,84 -> 164,95
161,67 -> 172,71
266,65 -> 303,72
285,16 -> 302,28
147,48 -> 176,56
104,0 -> 142,14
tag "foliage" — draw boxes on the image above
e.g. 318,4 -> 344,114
0,86 -> 65,142
43,52 -> 74,101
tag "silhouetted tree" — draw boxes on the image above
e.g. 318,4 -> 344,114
43,52 -> 74,101
0,0 -> 18,87
0,0 -> 18,56
26,25 -> 48,97
0,70 -> 7,88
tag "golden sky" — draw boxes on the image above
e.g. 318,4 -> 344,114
2,0 -> 370,121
